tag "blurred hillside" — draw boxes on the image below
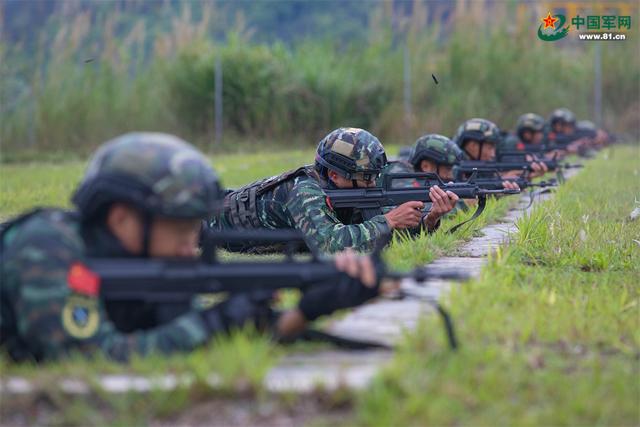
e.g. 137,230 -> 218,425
1,0 -> 638,159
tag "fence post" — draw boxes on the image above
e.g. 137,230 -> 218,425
214,53 -> 223,148
593,43 -> 602,126
403,40 -> 412,122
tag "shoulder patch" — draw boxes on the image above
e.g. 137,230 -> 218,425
62,295 -> 100,339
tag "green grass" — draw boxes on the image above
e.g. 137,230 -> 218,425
384,196 -> 516,271
0,143 -> 533,424
0,148 -> 314,220
353,146 -> 640,426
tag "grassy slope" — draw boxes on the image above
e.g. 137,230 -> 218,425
354,146 -> 640,426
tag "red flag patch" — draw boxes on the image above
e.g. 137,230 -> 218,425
67,262 -> 101,297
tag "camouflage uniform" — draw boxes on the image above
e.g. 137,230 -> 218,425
0,133 -> 230,362
499,133 -> 520,152
210,128 -> 393,254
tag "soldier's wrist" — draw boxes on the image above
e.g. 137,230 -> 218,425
423,212 -> 440,231
383,213 -> 397,229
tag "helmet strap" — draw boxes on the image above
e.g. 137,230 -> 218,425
478,142 -> 484,160
352,179 -> 359,188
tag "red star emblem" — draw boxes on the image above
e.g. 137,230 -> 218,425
541,12 -> 558,29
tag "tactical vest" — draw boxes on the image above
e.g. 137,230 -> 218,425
224,165 -> 320,229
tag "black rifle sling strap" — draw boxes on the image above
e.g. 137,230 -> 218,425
291,328 -> 392,350
435,302 -> 459,349
524,188 -> 536,211
445,195 -> 487,234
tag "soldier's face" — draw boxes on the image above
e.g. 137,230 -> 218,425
419,160 -> 454,181
149,217 -> 201,258
531,131 -> 544,144
464,140 -> 496,161
107,203 -> 200,258
523,130 -> 544,145
420,159 -> 438,174
562,123 -> 575,135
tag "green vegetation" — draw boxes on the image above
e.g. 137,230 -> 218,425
354,146 -> 640,426
384,196 -> 515,271
2,3 -> 638,158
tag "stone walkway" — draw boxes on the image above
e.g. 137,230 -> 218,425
0,173 -> 578,397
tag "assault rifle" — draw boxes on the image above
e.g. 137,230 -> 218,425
466,171 -> 557,192
456,158 -> 582,176
91,229 -> 466,349
324,172 -> 520,233
544,128 -> 600,158
549,127 -> 597,148
496,151 -> 583,171
463,170 -> 558,209
497,144 -> 564,158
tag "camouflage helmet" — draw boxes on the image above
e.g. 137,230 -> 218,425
453,118 -> 502,149
409,134 -> 463,169
516,113 -> 545,139
73,132 -> 223,220
314,127 -> 388,181
549,108 -> 576,127
577,120 -> 597,131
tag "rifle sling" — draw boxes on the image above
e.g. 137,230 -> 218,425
446,195 -> 487,234
290,328 -> 392,350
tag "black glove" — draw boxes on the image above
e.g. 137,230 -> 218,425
297,275 -> 379,322
199,291 -> 275,336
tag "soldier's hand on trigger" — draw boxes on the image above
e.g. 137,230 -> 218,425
500,170 -> 525,179
544,149 -> 565,160
567,138 -> 588,154
333,248 -> 376,288
424,185 -> 458,229
528,160 -> 548,178
276,249 -> 379,337
502,180 -> 520,191
384,201 -> 424,229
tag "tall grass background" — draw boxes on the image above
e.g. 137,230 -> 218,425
1,1 -> 638,160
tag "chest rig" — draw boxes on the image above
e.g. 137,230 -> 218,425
224,165 -> 320,228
